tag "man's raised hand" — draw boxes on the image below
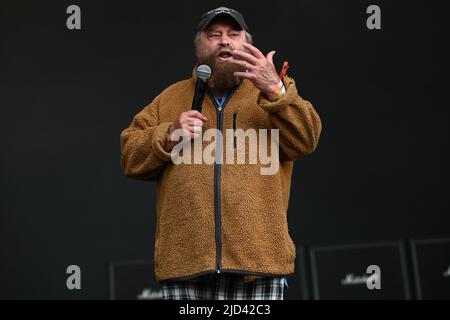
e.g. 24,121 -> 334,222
230,43 -> 281,96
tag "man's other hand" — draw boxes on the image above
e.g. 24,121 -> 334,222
163,110 -> 208,152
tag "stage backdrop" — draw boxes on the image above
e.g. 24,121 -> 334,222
1,0 -> 449,298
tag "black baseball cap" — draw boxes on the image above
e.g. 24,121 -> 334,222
197,7 -> 249,32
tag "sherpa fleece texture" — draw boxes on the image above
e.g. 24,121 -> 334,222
120,67 -> 322,283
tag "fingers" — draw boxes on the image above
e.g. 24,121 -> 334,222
185,118 -> 206,126
185,119 -> 205,137
171,126 -> 201,142
229,58 -> 253,71
185,125 -> 202,140
181,128 -> 201,140
189,125 -> 203,134
231,50 -> 276,73
242,43 -> 265,59
233,71 -> 255,80
232,49 -> 259,65
179,111 -> 207,127
173,110 -> 208,141
232,45 -> 279,93
184,110 -> 208,122
233,46 -> 277,68
266,51 -> 276,65
183,119 -> 205,137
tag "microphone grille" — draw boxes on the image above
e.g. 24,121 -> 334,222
196,64 -> 212,81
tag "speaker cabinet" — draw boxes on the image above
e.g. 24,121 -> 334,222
109,259 -> 162,300
284,246 -> 310,300
309,242 -> 411,300
410,238 -> 450,299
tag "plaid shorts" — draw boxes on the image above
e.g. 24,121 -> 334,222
161,273 -> 286,300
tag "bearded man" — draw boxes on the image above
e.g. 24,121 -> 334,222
120,7 -> 322,300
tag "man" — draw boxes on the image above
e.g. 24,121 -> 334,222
120,7 -> 322,300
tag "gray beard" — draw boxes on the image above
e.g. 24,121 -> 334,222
198,50 -> 244,92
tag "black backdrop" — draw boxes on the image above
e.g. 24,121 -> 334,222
1,0 -> 449,299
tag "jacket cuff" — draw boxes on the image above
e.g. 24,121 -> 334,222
152,121 -> 175,162
257,76 -> 299,113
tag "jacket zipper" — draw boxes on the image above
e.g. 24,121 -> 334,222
207,85 -> 240,274
232,112 -> 237,149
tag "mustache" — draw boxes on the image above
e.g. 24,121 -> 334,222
205,46 -> 235,58
216,48 -> 233,56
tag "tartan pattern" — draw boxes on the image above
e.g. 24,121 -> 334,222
161,273 -> 286,300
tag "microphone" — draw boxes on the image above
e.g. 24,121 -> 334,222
192,64 -> 212,112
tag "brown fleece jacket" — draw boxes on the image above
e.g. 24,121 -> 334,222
120,67 -> 322,283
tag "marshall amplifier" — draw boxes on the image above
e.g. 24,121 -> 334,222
309,241 -> 411,300
284,246 -> 310,300
109,259 -> 163,300
410,238 -> 450,299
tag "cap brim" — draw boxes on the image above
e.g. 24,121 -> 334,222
198,12 -> 247,32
